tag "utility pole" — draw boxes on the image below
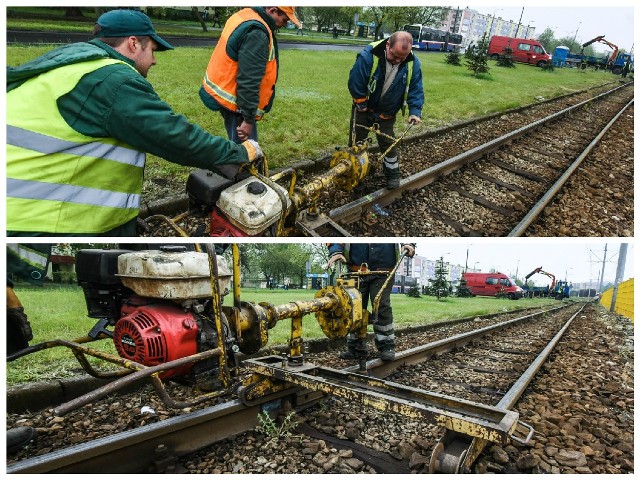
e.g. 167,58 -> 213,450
609,244 -> 628,313
516,7 -> 524,37
572,21 -> 581,46
598,244 -> 608,292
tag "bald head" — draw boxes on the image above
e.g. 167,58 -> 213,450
386,31 -> 413,64
389,31 -> 413,50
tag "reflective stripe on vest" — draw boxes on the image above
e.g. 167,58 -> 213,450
7,178 -> 140,209
202,8 -> 277,119
6,58 -> 145,234
6,244 -> 49,270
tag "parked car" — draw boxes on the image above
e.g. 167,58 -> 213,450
462,272 -> 523,299
488,35 -> 551,67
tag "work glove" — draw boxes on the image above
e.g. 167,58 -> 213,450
326,252 -> 347,269
408,115 -> 421,125
401,243 -> 415,258
241,140 -> 264,162
354,102 -> 368,112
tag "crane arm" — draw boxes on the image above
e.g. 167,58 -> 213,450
581,36 -> 619,63
524,267 -> 555,290
581,35 -> 606,48
524,267 -> 542,281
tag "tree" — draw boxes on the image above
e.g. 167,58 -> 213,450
466,34 -> 490,77
339,7 -> 362,35
496,45 -> 516,68
362,6 -> 389,40
406,284 -> 421,298
537,27 -> 556,53
428,257 -> 450,301
190,7 -> 208,32
456,278 -> 473,297
445,50 -> 462,66
403,6 -> 448,26
253,244 -> 314,288
311,7 -> 342,33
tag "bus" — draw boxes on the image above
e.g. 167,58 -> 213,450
402,24 -> 463,52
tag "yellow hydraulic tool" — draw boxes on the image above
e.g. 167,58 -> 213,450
246,142 -> 371,235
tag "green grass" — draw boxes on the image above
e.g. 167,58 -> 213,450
6,43 -> 616,181
6,285 -> 112,385
6,8 -> 372,45
6,284 -> 559,385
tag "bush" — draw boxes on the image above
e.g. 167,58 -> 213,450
541,62 -> 555,72
445,51 -> 462,66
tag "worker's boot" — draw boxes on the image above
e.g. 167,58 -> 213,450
380,349 -> 396,361
7,427 -> 37,454
339,349 -> 356,360
383,156 -> 401,189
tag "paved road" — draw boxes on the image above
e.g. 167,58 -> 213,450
6,30 -> 363,51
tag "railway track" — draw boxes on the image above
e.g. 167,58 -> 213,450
8,303 -> 592,474
139,81 -> 633,238
322,83 -> 633,237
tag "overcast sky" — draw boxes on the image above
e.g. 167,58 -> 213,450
477,4 -> 634,53
410,239 -> 633,286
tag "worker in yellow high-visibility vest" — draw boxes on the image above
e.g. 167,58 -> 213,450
7,9 -> 263,236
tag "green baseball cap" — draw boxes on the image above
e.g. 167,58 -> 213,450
95,9 -> 174,51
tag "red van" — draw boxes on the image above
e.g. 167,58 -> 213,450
487,35 -> 551,67
462,272 -> 523,299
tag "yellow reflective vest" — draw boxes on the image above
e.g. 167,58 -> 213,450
7,58 -> 146,234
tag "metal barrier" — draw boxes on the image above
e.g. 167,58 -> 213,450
600,278 -> 634,322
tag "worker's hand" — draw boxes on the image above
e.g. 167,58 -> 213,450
241,140 -> 263,162
401,243 -> 415,257
355,102 -> 368,112
408,115 -> 421,125
326,252 -> 347,269
236,121 -> 254,142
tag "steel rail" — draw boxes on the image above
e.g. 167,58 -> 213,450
329,83 -> 631,228
6,400 -> 261,474
6,304 -> 578,474
429,303 -> 586,473
508,98 -> 634,236
355,304 -> 569,378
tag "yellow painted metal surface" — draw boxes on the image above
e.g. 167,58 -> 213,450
600,278 -> 634,321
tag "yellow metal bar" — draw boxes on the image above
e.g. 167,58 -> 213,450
206,244 -> 230,388
289,314 -> 303,362
232,244 -> 241,309
246,358 -> 518,445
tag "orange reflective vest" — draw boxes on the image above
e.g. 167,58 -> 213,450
202,8 -> 277,120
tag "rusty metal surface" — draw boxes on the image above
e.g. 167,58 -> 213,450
508,98 -> 635,236
7,400 -> 261,474
362,304 -> 569,378
430,304 -> 586,473
54,348 -> 221,415
7,304 -> 575,474
295,423 -> 413,474
245,356 -> 519,445
314,283 -> 363,340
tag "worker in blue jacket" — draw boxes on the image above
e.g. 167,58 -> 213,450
326,243 -> 415,361
348,31 -> 424,189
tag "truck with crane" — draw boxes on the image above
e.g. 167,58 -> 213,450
522,267 -> 571,299
564,35 -> 633,74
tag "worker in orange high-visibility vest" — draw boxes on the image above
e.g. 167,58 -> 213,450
200,7 -> 301,143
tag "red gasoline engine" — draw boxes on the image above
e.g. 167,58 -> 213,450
76,246 -> 231,383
